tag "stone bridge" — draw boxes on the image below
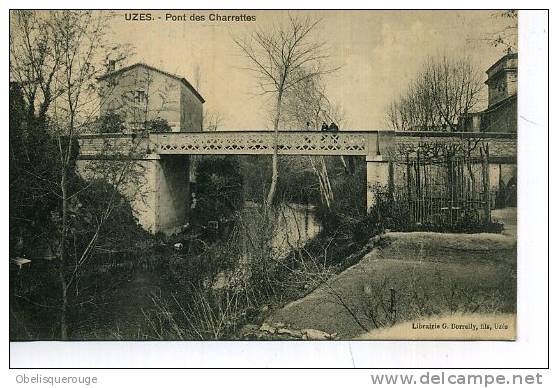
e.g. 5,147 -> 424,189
77,130 -> 517,234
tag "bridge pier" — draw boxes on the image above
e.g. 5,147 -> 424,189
152,155 -> 191,235
76,153 -> 191,236
366,155 -> 390,211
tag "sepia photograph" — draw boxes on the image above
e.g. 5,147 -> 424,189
8,9 -> 522,345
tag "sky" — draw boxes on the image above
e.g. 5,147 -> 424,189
108,10 -> 516,130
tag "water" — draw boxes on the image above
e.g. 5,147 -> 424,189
242,201 -> 321,255
272,202 -> 321,254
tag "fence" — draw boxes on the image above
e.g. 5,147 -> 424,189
390,144 -> 491,227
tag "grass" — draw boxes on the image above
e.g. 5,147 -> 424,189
267,231 -> 517,339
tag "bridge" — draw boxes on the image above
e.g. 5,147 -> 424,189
78,130 -> 388,157
77,130 -> 517,234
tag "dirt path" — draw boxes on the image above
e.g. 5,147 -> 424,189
492,207 -> 517,238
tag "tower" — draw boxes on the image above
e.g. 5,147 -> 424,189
486,49 -> 518,109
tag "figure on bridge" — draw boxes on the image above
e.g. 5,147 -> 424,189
321,122 -> 328,131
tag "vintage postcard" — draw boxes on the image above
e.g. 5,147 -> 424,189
9,10 -> 519,345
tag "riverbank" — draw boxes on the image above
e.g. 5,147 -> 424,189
11,204 -> 517,341
257,212 -> 517,339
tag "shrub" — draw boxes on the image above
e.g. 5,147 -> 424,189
192,156 -> 244,227
370,185 -> 505,234
99,111 -> 125,133
146,117 -> 172,132
314,158 -> 367,238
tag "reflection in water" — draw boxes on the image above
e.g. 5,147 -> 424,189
272,203 -> 321,254
242,202 -> 321,255
216,202 -> 322,290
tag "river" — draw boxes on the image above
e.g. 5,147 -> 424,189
243,201 -> 321,255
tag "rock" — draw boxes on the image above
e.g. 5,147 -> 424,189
211,272 -> 229,290
277,328 -> 303,338
259,322 -> 276,334
303,328 -> 332,340
239,324 -> 259,338
255,331 -> 270,340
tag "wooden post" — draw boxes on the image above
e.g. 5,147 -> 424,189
416,150 -> 421,223
406,153 -> 412,222
388,160 -> 394,198
446,154 -> 454,225
481,143 -> 491,223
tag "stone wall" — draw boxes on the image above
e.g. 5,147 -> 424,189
482,97 -> 517,133
153,155 -> 190,234
387,131 -> 517,162
75,158 -> 156,232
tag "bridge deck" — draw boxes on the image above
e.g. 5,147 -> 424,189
77,130 -> 516,160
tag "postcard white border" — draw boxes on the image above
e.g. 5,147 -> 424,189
2,5 -> 550,371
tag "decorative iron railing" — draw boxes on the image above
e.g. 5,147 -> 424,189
151,131 -> 371,156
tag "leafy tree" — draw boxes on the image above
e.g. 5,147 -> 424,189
99,111 -> 125,133
146,117 -> 172,132
192,157 -> 244,227
9,82 -> 69,259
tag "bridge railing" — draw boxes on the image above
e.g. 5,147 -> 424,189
76,130 -> 515,161
150,131 -> 374,156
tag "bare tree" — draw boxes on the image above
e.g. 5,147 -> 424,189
190,62 -> 224,132
193,63 -> 202,91
203,109 -> 225,131
234,14 -> 338,206
387,56 -> 483,132
281,73 -> 348,208
10,11 -> 65,128
10,10 -> 142,339
474,10 -> 518,52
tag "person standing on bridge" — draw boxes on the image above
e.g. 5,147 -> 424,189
321,122 -> 328,131
329,122 -> 339,132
